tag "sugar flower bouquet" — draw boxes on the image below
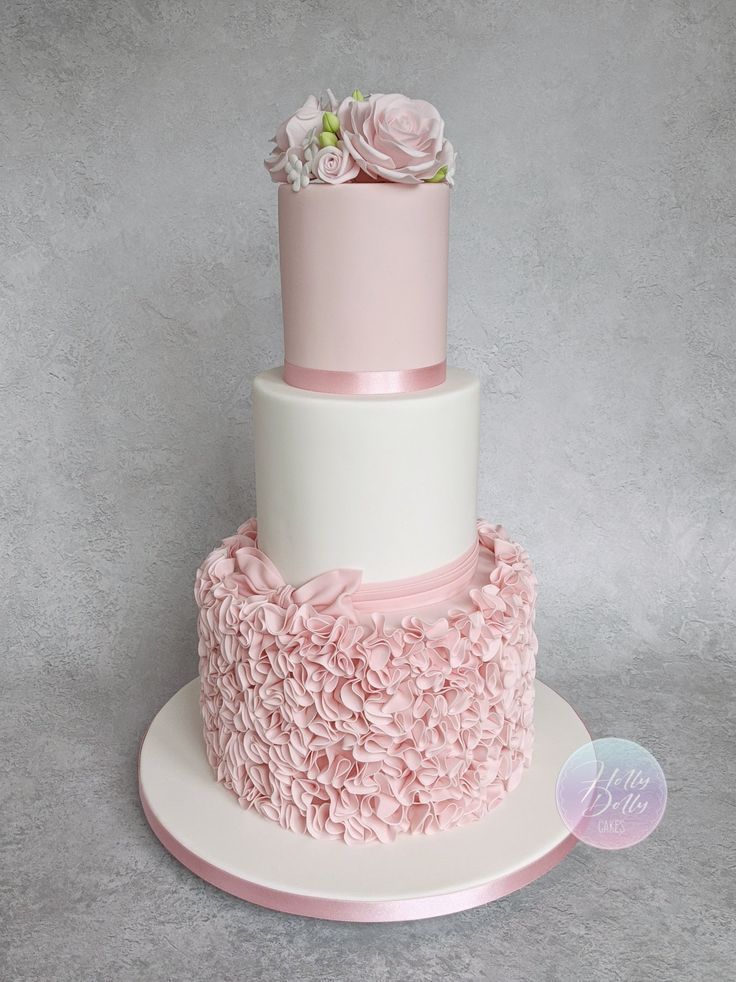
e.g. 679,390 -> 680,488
265,89 -> 456,191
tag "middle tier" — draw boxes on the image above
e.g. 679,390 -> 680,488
254,367 -> 480,586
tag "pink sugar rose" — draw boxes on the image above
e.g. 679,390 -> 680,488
312,144 -> 360,184
337,92 -> 452,184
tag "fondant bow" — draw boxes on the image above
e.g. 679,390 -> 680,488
233,545 -> 362,619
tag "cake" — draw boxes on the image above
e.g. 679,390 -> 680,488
195,90 -> 537,845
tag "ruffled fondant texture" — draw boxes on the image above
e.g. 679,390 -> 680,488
196,520 -> 537,845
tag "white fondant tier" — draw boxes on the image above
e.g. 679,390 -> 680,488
254,367 -> 479,586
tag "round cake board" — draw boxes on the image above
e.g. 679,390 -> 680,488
139,679 -> 589,922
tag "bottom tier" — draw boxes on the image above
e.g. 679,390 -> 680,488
195,520 -> 537,845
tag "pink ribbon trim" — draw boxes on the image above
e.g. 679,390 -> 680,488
245,536 -> 480,617
139,775 -> 576,922
283,360 -> 447,395
352,540 -> 479,612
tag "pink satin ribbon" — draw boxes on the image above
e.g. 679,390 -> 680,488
283,360 -> 447,395
352,540 -> 479,612
139,776 -> 576,921
242,534 -> 480,617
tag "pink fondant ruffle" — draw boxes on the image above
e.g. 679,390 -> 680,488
195,520 -> 537,845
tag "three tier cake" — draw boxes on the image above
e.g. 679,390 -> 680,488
195,91 -> 537,844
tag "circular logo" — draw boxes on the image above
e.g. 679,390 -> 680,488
555,738 -> 667,850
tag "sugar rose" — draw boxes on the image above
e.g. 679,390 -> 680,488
312,144 -> 360,184
264,95 -> 323,183
338,93 -> 450,184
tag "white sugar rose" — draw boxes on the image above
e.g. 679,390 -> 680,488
434,139 -> 457,187
337,93 -> 450,184
265,95 -> 323,183
273,94 -> 323,152
312,144 -> 360,184
264,145 -> 289,183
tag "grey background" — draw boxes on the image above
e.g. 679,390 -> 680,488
2,0 -> 734,979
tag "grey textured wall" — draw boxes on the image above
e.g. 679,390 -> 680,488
2,1 -> 734,979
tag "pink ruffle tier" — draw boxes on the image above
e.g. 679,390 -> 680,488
195,520 -> 537,845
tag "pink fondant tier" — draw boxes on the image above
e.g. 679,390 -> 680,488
196,520 -> 537,845
279,183 -> 449,393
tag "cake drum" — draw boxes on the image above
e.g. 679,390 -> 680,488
138,679 -> 590,922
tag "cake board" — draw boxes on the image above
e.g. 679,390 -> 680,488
138,679 -> 589,921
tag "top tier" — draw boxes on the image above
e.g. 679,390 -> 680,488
279,183 -> 449,394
